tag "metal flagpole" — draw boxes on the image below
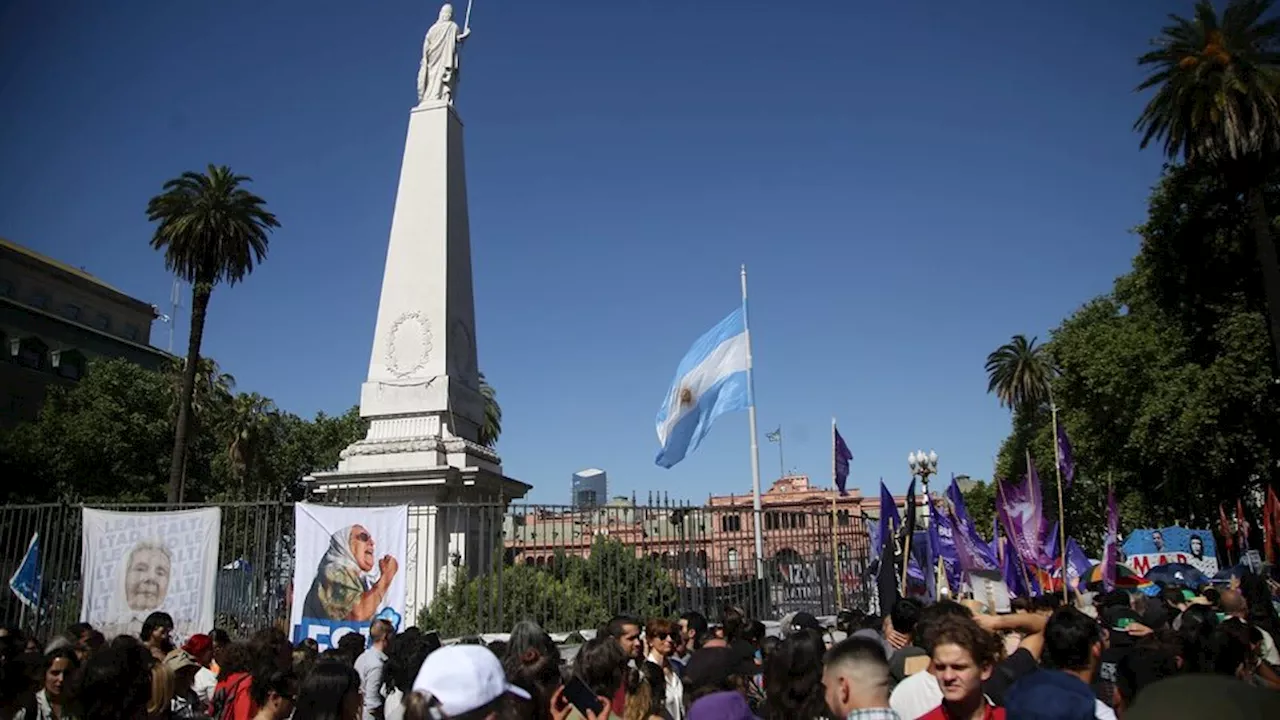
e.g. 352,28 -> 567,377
741,265 -> 766,580
778,429 -> 786,478
463,0 -> 474,31
1050,398 -> 1069,603
832,418 -> 842,609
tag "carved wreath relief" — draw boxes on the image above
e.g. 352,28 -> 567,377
386,312 -> 433,378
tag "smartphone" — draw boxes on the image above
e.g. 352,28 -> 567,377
422,631 -> 442,654
562,676 -> 603,716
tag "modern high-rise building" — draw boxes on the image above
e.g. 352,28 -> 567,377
571,468 -> 607,508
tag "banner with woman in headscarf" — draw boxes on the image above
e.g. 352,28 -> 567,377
80,507 -> 221,641
290,503 -> 407,649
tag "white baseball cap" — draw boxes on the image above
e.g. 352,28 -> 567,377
412,645 -> 531,716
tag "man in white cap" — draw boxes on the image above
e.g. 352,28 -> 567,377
412,645 -> 531,719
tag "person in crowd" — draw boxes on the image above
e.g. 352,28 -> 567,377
644,618 -> 683,720
1111,643 -> 1179,715
919,616 -> 1003,720
74,636 -> 154,720
1004,607 -> 1113,720
356,619 -> 394,720
74,630 -> 104,663
407,645 -> 531,720
383,631 -> 433,720
889,602 -> 974,719
13,647 -> 78,720
337,634 -> 367,666
249,669 -> 298,720
887,600 -> 925,683
622,663 -> 659,720
210,642 -> 257,720
142,612 -> 177,662
504,621 -> 564,720
569,637 -> 627,720
293,659 -> 362,720
821,636 -> 899,720
686,691 -> 759,720
759,637 -> 779,665
208,630 -> 231,679
166,649 -> 211,720
148,660 -> 177,719
761,628 -> 829,720
1220,587 -> 1280,666
603,616 -> 642,715
678,613 -> 708,662
250,629 -> 294,676
680,646 -> 760,713
184,634 -> 219,706
969,609 -> 1046,703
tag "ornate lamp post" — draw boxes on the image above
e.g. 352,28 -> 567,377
907,449 -> 939,526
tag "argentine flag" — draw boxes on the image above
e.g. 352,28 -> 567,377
655,308 -> 751,468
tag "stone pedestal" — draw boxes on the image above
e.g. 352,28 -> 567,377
307,99 -> 529,622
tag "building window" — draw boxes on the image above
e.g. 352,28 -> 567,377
727,548 -> 739,571
29,290 -> 50,310
92,313 -> 111,331
837,509 -> 851,526
0,278 -> 13,298
16,338 -> 47,370
720,515 -> 742,533
62,304 -> 81,321
124,324 -> 140,341
53,350 -> 85,380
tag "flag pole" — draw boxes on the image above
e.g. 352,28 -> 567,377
742,265 -> 765,580
778,428 -> 786,479
1050,399 -> 1068,603
832,417 -> 842,609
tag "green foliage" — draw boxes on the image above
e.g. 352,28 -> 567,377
417,536 -> 679,636
958,480 -> 997,541
0,359 -> 369,503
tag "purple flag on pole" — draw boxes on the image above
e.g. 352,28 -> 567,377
945,479 -> 999,573
929,499 -> 964,592
1057,423 -> 1076,490
875,480 -> 900,559
1064,538 -> 1091,591
1041,521 -> 1059,568
1103,487 -> 1119,591
997,463 -> 1047,571
834,427 -> 853,496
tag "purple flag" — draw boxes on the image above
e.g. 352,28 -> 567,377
997,462 -> 1047,571
1103,487 -> 1119,591
834,426 -> 853,496
945,479 -> 999,573
1041,521 -> 1060,568
1065,538 -> 1091,591
1056,423 -> 1076,490
929,499 -> 964,592
875,480 -> 900,559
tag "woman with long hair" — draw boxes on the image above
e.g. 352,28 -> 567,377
210,642 -> 257,720
503,621 -> 562,720
147,662 -> 176,719
762,629 -> 830,720
383,632 -> 433,720
292,659 -> 361,720
14,647 -> 79,720
643,619 -> 682,720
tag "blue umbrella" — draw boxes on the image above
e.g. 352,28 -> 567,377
1144,562 -> 1210,589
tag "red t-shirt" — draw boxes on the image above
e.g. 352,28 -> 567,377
210,671 -> 259,720
920,702 -> 1005,720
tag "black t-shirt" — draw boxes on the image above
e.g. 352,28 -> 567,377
983,648 -> 1039,705
1092,644 -> 1129,709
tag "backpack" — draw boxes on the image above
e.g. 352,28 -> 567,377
209,674 -> 250,720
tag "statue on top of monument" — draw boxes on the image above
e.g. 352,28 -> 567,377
417,2 -> 471,106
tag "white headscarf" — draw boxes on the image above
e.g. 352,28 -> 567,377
104,539 -> 172,640
318,525 -> 375,590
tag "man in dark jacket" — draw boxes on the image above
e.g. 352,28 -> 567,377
1004,607 -> 1114,720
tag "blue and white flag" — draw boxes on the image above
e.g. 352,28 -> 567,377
8,532 -> 41,610
655,308 -> 750,468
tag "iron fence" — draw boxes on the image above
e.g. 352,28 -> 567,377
0,495 -> 873,640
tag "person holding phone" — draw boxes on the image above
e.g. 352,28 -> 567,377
559,638 -> 625,720
408,645 -> 531,720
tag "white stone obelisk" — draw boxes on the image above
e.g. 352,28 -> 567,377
308,3 -> 528,620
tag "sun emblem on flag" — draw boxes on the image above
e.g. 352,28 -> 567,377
679,386 -> 695,407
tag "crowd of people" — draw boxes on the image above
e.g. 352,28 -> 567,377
1,571 -> 1279,719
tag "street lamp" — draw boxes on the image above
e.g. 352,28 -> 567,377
907,449 -> 939,526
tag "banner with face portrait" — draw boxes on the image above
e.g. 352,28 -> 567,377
80,508 -> 221,642
290,503 -> 407,650
1121,526 -> 1218,577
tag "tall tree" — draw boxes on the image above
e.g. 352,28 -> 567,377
222,392 -> 279,483
984,334 -> 1055,413
1135,0 -> 1280,365
147,165 -> 279,502
478,371 -> 501,448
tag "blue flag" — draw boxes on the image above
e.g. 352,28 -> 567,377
8,533 -> 40,610
833,426 -> 853,496
654,308 -> 750,468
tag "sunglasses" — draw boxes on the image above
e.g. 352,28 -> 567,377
354,532 -> 371,542
652,632 -> 671,641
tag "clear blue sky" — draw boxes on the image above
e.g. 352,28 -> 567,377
0,1 -> 1173,504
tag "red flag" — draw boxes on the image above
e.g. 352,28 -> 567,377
1219,503 -> 1234,552
1266,486 -> 1280,564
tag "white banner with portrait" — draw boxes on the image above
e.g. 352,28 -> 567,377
290,503 -> 407,649
80,508 -> 221,641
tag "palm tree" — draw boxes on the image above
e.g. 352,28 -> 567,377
985,335 -> 1055,412
166,356 -> 235,428
222,392 -> 279,483
148,165 -> 279,502
1135,0 -> 1280,362
478,371 -> 502,448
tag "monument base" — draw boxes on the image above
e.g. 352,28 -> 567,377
306,426 -> 530,627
